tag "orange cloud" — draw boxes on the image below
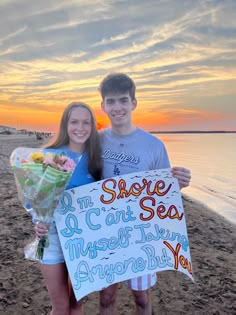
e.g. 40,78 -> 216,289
133,107 -> 229,131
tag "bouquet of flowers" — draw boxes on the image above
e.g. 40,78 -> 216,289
10,147 -> 77,260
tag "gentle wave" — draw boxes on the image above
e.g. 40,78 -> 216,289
154,133 -> 236,225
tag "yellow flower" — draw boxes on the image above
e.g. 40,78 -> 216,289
30,152 -> 45,163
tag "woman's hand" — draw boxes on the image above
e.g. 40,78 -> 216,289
34,222 -> 48,238
171,167 -> 191,190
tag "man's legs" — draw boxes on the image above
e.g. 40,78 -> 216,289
99,283 -> 119,315
132,289 -> 152,315
127,273 -> 156,315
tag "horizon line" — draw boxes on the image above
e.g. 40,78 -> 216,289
0,125 -> 236,134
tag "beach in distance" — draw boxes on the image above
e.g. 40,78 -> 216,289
0,133 -> 236,315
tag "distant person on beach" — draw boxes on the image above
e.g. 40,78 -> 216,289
34,102 -> 102,315
98,73 -> 191,315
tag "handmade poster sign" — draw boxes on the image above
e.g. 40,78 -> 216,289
54,168 -> 193,301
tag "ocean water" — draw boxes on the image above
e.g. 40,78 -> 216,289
154,133 -> 236,225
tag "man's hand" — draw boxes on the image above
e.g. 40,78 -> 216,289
171,167 -> 191,190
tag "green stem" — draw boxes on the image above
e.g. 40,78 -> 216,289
36,236 -> 49,260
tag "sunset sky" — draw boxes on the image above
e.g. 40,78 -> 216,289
1,0 -> 236,132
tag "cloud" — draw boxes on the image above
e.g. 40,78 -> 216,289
0,0 -> 236,131
0,26 -> 27,45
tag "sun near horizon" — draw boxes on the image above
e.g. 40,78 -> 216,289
1,91 -> 235,133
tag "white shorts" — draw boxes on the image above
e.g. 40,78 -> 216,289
125,273 -> 157,291
40,225 -> 65,265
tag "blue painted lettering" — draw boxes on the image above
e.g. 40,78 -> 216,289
86,208 -> 101,230
74,261 -> 94,289
60,214 -> 82,237
105,206 -> 136,226
135,224 -> 189,251
73,256 -> 146,289
65,227 -> 133,260
77,196 -> 93,209
57,192 -> 75,215
141,244 -> 173,269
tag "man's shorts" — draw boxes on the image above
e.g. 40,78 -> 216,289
125,273 -> 157,291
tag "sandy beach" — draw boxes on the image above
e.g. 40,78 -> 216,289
0,134 -> 236,315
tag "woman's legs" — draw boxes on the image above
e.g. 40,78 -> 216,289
40,263 -> 83,315
68,278 -> 83,315
40,263 -> 70,315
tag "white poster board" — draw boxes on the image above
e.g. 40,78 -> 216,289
55,168 -> 193,301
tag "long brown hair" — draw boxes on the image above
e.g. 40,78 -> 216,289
45,102 -> 102,181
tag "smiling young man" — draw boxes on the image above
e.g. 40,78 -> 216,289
98,73 -> 191,315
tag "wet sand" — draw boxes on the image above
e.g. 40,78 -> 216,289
0,134 -> 236,315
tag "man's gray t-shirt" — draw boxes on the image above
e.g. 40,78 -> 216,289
100,128 -> 170,178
